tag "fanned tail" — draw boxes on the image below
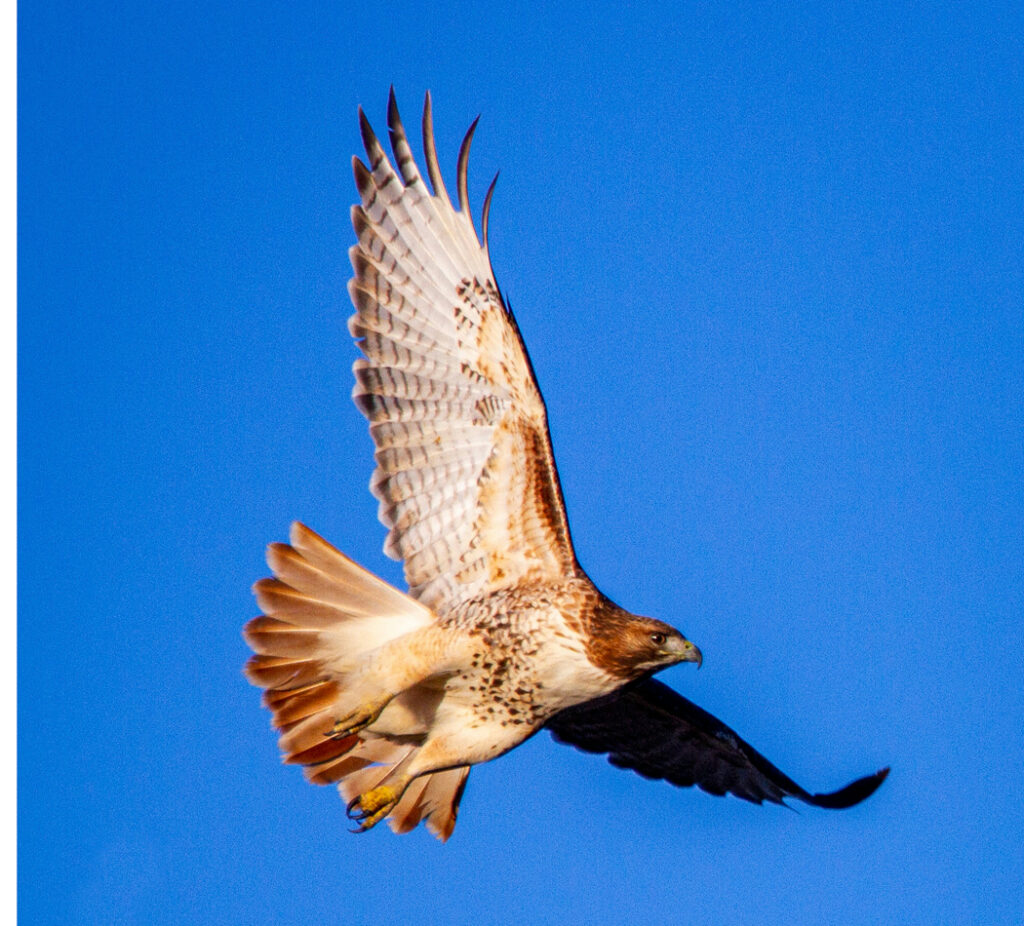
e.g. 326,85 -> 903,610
243,522 -> 470,840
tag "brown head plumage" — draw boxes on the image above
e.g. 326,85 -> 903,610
585,599 -> 701,680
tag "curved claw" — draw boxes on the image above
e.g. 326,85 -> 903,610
345,793 -> 368,820
346,794 -> 375,834
325,700 -> 388,740
346,793 -> 367,835
346,784 -> 400,832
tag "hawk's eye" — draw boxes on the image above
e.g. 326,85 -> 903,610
649,632 -> 667,647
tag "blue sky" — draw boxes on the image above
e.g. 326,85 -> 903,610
19,1 -> 1023,924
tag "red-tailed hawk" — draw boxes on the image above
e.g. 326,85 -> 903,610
244,91 -> 888,841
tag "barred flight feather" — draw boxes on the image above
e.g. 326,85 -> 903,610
349,89 -> 579,612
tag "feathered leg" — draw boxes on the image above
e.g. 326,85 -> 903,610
325,624 -> 476,740
346,700 -> 536,832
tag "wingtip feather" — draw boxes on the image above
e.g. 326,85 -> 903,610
358,107 -> 386,169
806,766 -> 890,809
481,172 -> 499,250
422,90 -> 450,205
456,115 -> 480,219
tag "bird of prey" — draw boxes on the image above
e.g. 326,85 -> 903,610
243,91 -> 888,841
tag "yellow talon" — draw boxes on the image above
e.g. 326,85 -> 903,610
327,701 -> 386,739
347,784 -> 400,832
361,785 -> 397,813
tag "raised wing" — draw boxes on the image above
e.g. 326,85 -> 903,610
547,678 -> 889,808
348,90 -> 581,612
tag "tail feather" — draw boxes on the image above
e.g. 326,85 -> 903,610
306,754 -> 375,786
266,681 -> 342,727
389,765 -> 469,841
389,776 -> 431,834
277,712 -> 340,758
287,734 -> 359,768
425,767 -> 470,841
287,522 -> 426,617
244,522 -> 470,840
303,730 -> 413,786
266,542 -> 388,614
244,654 -> 323,690
243,616 -> 322,658
251,580 -> 355,626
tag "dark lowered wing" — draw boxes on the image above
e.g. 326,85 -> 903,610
546,678 -> 888,808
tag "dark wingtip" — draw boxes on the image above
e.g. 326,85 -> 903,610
357,107 -> 379,159
481,171 -> 499,249
422,90 -> 450,205
806,766 -> 890,809
456,115 -> 481,216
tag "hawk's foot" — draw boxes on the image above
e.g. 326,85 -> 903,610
326,698 -> 389,740
346,785 -> 400,832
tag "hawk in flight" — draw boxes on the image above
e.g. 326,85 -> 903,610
244,91 -> 888,840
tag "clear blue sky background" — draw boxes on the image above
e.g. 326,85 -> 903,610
19,2 -> 1023,924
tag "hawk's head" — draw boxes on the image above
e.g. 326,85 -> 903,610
588,605 -> 702,680
619,618 -> 702,675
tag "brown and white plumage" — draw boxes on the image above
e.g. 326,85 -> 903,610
349,91 -> 577,612
243,91 -> 887,841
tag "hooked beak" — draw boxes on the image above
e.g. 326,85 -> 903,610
663,636 -> 703,669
